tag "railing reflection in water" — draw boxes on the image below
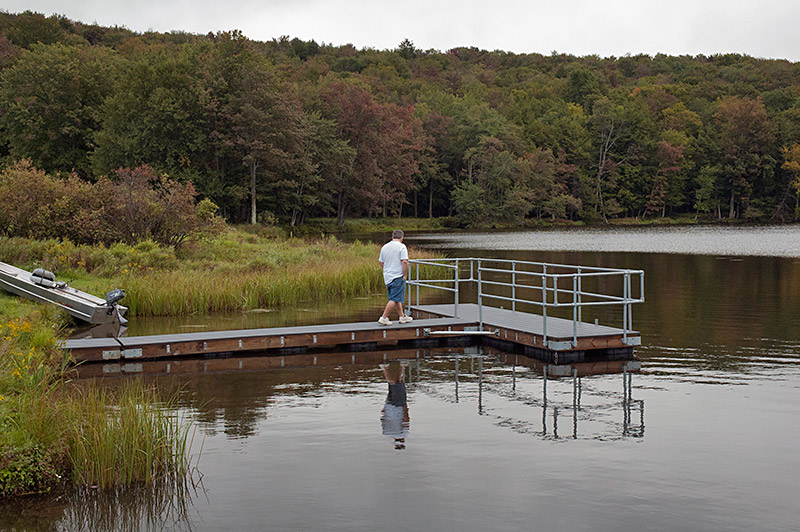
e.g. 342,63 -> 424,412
399,346 -> 644,441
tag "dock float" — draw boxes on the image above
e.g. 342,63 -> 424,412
71,344 -> 640,380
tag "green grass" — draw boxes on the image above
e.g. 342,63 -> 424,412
0,302 -> 195,497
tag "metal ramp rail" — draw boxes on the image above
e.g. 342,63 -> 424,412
407,258 -> 645,348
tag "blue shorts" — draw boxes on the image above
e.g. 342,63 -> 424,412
386,277 -> 405,303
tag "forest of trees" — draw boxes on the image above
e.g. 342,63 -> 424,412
1,10 -> 800,228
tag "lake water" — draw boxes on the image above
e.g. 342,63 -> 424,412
3,226 -> 800,532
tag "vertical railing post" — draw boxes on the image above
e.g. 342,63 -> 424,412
622,271 -> 629,344
407,264 -> 412,311
478,259 -> 483,331
627,272 -> 633,334
542,265 -> 548,344
640,271 -> 645,303
577,267 -> 582,324
572,274 -> 577,346
553,275 -> 559,306
454,259 -> 459,319
512,261 -> 516,312
415,262 -> 420,309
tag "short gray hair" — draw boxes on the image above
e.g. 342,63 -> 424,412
392,229 -> 404,240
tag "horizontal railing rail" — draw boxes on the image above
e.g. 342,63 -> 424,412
407,257 -> 644,349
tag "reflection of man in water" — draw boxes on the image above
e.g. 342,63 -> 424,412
380,362 -> 410,450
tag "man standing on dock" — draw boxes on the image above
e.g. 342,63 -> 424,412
378,230 -> 413,325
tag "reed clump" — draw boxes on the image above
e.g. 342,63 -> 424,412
67,382 -> 193,489
123,261 -> 384,316
0,302 -> 195,497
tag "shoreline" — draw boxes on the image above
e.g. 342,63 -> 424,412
287,216 -> 800,236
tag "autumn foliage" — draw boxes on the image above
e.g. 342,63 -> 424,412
0,11 -> 799,226
0,161 -> 221,246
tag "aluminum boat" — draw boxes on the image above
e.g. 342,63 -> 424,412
0,262 -> 127,325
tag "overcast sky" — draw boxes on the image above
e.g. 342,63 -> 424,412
5,0 -> 800,61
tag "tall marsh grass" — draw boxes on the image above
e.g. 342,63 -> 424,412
0,228 -> 444,316
123,263 -> 384,316
67,383 -> 194,489
0,303 -> 196,497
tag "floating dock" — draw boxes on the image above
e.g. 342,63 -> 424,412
64,307 -> 637,365
63,257 -> 644,366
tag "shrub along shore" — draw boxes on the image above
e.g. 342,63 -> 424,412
0,227 -> 435,497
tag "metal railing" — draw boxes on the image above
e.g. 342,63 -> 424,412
406,258 -> 645,347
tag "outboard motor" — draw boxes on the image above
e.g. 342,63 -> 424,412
105,288 -> 126,307
31,268 -> 57,288
105,288 -> 128,326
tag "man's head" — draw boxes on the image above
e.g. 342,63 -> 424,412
392,229 -> 404,241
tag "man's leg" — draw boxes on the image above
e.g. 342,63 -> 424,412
381,301 -> 396,319
397,302 -> 405,318
397,301 -> 414,323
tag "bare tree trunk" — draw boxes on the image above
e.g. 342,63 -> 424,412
290,180 -> 306,227
595,119 -> 616,224
729,187 -> 735,219
428,184 -> 433,218
250,160 -> 258,225
337,190 -> 347,227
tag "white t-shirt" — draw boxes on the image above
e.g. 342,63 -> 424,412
379,240 -> 408,285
